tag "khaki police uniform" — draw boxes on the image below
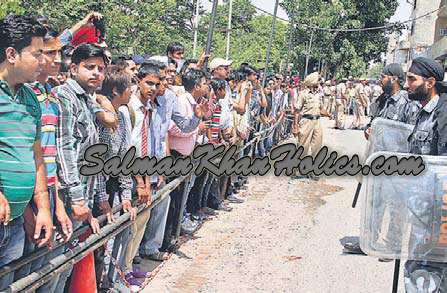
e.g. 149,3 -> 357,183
352,83 -> 365,129
296,89 -> 323,158
335,82 -> 347,129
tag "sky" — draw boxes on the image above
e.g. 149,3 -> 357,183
201,0 -> 413,24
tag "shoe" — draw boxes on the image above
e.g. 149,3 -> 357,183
132,256 -> 142,264
180,217 -> 198,235
141,252 -> 169,262
378,258 -> 394,262
290,174 -> 309,180
340,236 -> 366,255
215,203 -> 233,212
125,273 -> 142,287
201,207 -> 217,216
191,213 -> 209,221
227,194 -> 244,203
131,266 -> 151,278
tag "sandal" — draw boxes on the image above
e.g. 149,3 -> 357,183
145,251 -> 169,262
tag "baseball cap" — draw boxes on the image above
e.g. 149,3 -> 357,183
209,58 -> 233,71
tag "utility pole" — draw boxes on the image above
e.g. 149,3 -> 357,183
304,29 -> 314,77
262,0 -> 280,87
192,0 -> 200,58
225,0 -> 233,60
203,0 -> 219,70
285,4 -> 298,76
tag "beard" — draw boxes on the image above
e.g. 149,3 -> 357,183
382,79 -> 393,95
408,83 -> 430,101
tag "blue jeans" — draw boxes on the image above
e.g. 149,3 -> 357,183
0,217 -> 25,291
54,199 -> 83,293
14,186 -> 63,293
140,185 -> 170,256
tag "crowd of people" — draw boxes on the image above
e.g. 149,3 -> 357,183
0,10 -> 446,293
0,12 -> 299,292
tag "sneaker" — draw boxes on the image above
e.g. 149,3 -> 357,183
215,203 -> 233,212
201,207 -> 217,216
132,256 -> 142,264
125,273 -> 142,287
180,217 -> 198,235
227,194 -> 244,204
131,266 -> 151,278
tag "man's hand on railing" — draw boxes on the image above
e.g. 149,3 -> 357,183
87,214 -> 100,235
34,209 -> 53,248
98,201 -> 115,224
136,186 -> 149,207
71,201 -> 92,222
122,199 -> 136,221
55,207 -> 73,243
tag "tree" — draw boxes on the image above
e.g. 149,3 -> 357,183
281,0 -> 403,78
196,0 -> 287,70
16,0 -> 203,56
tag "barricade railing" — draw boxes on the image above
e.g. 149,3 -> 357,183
0,114 -> 288,293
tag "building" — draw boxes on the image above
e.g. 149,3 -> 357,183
432,0 -> 447,66
408,0 -> 441,58
385,0 -> 442,69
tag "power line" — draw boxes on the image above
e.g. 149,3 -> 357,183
251,3 -> 446,33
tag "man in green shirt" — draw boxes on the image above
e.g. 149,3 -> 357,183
0,15 -> 53,290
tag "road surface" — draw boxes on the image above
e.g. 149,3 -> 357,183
140,116 -> 404,293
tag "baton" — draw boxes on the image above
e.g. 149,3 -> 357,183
392,259 -> 400,293
351,183 -> 362,208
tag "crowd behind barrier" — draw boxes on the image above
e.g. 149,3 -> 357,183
1,10 -> 446,293
1,116 -> 287,293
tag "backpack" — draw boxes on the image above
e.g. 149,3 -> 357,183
123,104 -> 137,130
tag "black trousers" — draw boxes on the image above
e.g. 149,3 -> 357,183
92,177 -> 125,289
162,149 -> 186,248
187,171 -> 209,214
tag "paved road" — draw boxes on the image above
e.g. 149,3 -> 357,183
141,116 -> 405,293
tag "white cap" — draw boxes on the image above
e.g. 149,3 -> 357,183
209,58 -> 233,71
148,55 -> 168,66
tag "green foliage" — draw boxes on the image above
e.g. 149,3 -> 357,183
281,0 -> 402,78
367,62 -> 384,78
1,0 -> 398,77
0,0 -> 25,18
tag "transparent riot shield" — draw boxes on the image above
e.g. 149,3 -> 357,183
356,118 -> 415,183
360,151 -> 447,262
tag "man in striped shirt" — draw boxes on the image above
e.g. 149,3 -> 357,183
14,25 -> 74,293
0,15 -> 53,290
53,44 -> 107,293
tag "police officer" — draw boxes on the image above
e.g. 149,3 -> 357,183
365,63 -> 420,139
322,80 -> 332,116
335,78 -> 348,129
351,78 -> 367,129
403,57 -> 447,292
292,72 -> 323,180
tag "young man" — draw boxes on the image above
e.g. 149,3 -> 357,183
351,79 -> 367,129
0,15 -> 53,290
13,26 -> 73,293
164,69 -> 208,250
403,57 -> 447,292
93,65 -> 137,289
53,43 -> 107,293
167,41 -> 185,73
293,72 -> 324,180
138,60 -> 173,263
365,63 -> 420,139
120,65 -> 161,287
